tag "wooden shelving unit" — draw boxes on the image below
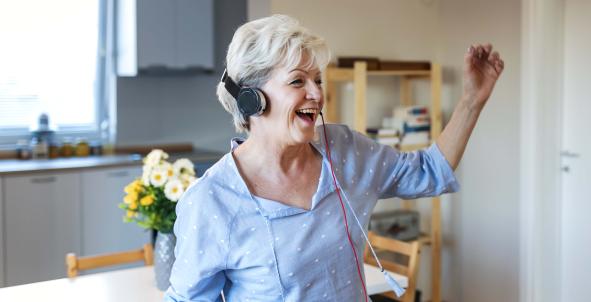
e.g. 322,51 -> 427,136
323,61 -> 444,302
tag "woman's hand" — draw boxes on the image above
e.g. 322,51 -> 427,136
436,43 -> 505,170
462,43 -> 505,111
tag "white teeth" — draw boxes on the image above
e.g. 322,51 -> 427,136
296,108 -> 318,114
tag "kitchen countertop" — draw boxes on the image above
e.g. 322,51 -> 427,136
0,149 -> 224,175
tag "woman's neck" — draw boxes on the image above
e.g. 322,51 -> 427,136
234,132 -> 317,176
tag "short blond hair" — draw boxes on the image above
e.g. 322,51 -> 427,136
216,14 -> 331,133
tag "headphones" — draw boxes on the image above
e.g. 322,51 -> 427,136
221,69 -> 267,119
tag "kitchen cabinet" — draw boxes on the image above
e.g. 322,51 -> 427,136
0,177 -> 4,286
117,0 -> 214,76
3,172 -> 81,287
81,166 -> 150,268
0,151 -> 221,287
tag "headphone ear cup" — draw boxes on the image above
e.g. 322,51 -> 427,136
237,88 -> 266,118
253,89 -> 266,115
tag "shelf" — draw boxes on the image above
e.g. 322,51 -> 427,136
367,70 -> 431,77
398,143 -> 431,152
325,67 -> 431,82
324,60 -> 444,302
373,142 -> 431,152
417,233 -> 432,245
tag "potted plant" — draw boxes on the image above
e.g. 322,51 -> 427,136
119,149 -> 196,290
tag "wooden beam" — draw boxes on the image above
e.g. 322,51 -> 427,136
431,196 -> 442,302
401,76 -> 412,107
324,70 -> 339,123
430,64 -> 443,139
354,62 -> 367,134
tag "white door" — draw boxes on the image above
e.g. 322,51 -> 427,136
81,166 -> 151,267
560,0 -> 591,301
4,172 -> 82,286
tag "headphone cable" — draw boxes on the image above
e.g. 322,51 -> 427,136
319,112 -> 369,302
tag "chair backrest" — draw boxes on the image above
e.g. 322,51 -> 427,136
66,243 -> 154,278
364,232 -> 420,302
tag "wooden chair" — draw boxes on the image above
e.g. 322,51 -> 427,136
66,243 -> 154,278
364,232 -> 421,302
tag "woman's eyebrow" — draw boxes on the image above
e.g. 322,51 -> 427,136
288,68 -> 321,76
288,68 -> 308,73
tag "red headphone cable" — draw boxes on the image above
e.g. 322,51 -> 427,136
319,113 -> 369,302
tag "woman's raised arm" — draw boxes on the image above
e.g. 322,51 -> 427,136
436,43 -> 505,170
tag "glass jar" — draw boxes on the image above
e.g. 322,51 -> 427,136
61,138 -> 75,157
89,141 -> 103,156
30,137 -> 48,159
48,142 -> 60,159
75,138 -> 90,157
16,139 -> 32,160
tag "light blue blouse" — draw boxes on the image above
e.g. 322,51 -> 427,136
164,124 -> 459,302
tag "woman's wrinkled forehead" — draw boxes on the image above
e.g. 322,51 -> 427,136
277,51 -> 321,75
281,50 -> 321,70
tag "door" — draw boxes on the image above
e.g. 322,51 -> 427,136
81,166 -> 150,265
4,172 -> 81,286
137,0 -> 175,69
0,177 -> 4,286
560,0 -> 591,301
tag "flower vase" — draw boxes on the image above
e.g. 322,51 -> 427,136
154,231 -> 176,291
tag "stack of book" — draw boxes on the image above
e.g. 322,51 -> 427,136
394,106 -> 431,147
366,127 -> 400,148
376,128 -> 400,147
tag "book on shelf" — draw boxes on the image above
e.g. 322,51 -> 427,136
367,127 -> 401,148
401,132 -> 430,146
377,136 -> 401,146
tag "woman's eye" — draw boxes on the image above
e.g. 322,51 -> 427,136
290,79 -> 304,85
315,79 -> 323,85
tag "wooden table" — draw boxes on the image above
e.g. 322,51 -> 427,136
0,264 -> 406,301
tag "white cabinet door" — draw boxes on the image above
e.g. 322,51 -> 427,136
136,0 -> 176,69
117,0 -> 214,75
175,0 -> 214,69
4,172 -> 81,286
81,166 -> 150,262
0,176 -> 4,287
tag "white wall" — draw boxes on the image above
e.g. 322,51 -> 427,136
266,0 -> 521,301
438,1 -> 521,301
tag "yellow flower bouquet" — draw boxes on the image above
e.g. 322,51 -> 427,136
119,149 -> 196,233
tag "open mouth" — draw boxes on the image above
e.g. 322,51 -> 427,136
295,108 -> 319,123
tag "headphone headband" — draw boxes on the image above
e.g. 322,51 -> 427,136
221,69 -> 240,99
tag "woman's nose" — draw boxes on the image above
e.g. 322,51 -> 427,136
306,82 -> 322,101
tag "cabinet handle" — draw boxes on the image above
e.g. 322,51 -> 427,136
30,176 -> 57,184
107,171 -> 130,178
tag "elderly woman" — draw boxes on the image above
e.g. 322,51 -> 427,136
165,14 -> 504,302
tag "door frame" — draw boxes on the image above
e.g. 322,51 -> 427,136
520,0 -> 564,301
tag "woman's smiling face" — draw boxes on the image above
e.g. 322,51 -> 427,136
254,56 -> 324,145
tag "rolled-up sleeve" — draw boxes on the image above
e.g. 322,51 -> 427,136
336,126 -> 459,200
376,142 -> 459,199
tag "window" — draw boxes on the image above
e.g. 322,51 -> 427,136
0,0 -> 113,145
